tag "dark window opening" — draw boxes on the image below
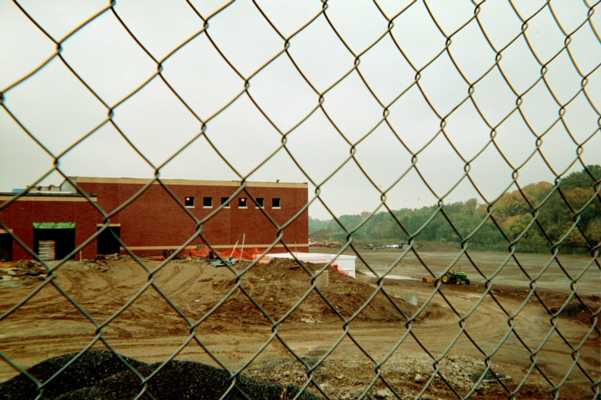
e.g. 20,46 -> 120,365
0,234 -> 12,261
203,196 -> 212,208
256,197 -> 264,208
238,197 -> 247,208
33,226 -> 75,261
272,197 -> 281,209
97,227 -> 121,255
184,196 -> 195,208
221,197 -> 230,208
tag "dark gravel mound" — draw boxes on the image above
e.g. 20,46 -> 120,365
0,350 -> 318,400
0,351 -> 146,399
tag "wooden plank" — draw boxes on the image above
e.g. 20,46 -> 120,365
38,240 -> 55,261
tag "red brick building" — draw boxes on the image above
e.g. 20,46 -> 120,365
0,177 -> 309,261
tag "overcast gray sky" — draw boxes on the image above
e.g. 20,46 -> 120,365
1,0 -> 599,219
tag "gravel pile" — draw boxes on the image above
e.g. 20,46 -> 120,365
0,350 -> 318,400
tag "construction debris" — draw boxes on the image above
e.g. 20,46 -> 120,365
0,260 -> 47,280
209,257 -> 238,267
0,261 -> 47,288
246,355 -> 519,400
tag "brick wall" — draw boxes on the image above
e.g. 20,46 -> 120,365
75,179 -> 309,256
0,179 -> 309,260
0,196 -> 99,260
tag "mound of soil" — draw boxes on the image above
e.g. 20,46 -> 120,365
203,259 -> 422,324
0,350 -> 318,400
484,285 -> 600,328
550,300 -> 600,328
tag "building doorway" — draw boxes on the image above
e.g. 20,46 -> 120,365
0,233 -> 12,261
33,222 -> 76,261
97,226 -> 121,255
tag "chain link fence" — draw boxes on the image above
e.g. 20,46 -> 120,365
0,0 -> 600,399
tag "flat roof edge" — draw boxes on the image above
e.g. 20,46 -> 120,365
0,193 -> 97,202
70,176 -> 308,189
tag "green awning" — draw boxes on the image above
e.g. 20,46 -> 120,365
33,222 -> 76,229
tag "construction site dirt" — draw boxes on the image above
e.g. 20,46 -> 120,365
0,256 -> 598,399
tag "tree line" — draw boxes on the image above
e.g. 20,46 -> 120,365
310,165 -> 601,252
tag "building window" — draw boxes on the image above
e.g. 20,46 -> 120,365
184,196 -> 195,208
220,197 -> 230,208
203,196 -> 212,208
272,197 -> 281,209
256,197 -> 264,208
238,197 -> 247,208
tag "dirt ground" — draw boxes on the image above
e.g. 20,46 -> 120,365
0,254 -> 599,399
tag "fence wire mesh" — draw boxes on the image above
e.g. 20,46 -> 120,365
0,0 -> 600,399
